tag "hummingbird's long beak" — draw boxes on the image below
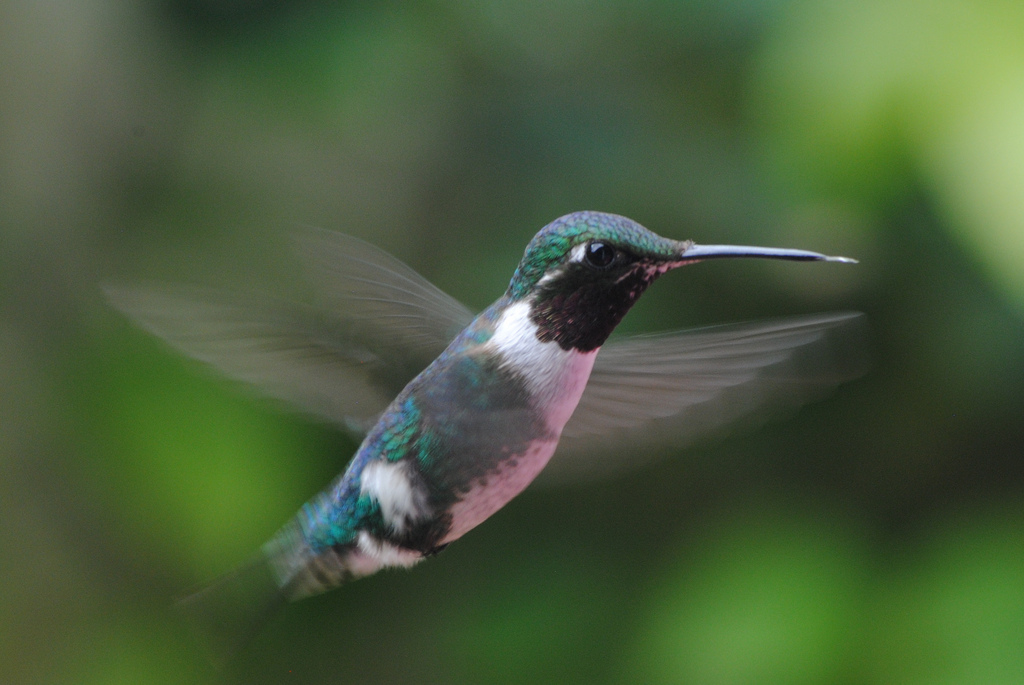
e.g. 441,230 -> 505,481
679,243 -> 857,264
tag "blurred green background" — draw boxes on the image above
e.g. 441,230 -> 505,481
4,0 -> 1024,683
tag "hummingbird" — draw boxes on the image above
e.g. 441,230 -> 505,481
105,211 -> 862,661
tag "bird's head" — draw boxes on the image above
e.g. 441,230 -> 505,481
506,211 -> 853,352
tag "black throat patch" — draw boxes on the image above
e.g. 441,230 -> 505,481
529,263 -> 661,352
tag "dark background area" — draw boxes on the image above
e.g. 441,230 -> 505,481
3,1 -> 1024,683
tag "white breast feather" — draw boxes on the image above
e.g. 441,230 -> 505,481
485,300 -> 597,430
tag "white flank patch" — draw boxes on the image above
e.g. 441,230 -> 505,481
360,460 -> 430,534
347,531 -> 423,577
485,300 -> 598,430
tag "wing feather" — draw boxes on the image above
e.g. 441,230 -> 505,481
103,284 -> 397,433
103,229 -> 474,434
546,312 -> 868,481
290,227 -> 473,355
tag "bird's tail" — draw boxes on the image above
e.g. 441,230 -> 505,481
176,522 -> 353,666
176,554 -> 288,668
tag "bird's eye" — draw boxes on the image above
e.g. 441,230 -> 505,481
584,241 -> 616,269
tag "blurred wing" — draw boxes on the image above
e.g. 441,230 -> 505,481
104,284 -> 397,433
290,226 -> 474,356
104,229 -> 476,434
547,312 -> 868,481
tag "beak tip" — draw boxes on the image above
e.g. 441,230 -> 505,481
826,255 -> 858,264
